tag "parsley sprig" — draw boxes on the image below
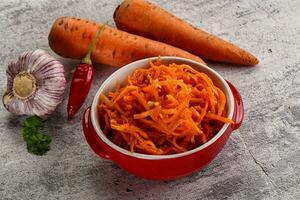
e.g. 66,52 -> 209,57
22,116 -> 51,155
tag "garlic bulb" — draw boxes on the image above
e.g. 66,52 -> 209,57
3,49 -> 66,116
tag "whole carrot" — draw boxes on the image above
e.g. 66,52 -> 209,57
67,24 -> 106,120
48,17 -> 205,67
114,0 -> 259,66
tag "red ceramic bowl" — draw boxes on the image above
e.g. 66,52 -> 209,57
82,57 -> 244,180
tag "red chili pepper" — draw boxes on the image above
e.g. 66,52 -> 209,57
67,24 -> 106,120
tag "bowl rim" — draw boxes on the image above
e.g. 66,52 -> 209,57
91,56 -> 234,160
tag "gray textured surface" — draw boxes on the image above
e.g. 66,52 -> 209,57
0,0 -> 299,199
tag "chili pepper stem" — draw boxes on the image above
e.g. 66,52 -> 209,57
82,24 -> 106,65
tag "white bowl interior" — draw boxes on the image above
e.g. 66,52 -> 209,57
91,57 -> 234,160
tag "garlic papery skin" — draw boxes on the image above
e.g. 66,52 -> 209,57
3,49 -> 66,116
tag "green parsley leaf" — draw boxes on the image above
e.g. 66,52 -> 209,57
22,116 -> 51,155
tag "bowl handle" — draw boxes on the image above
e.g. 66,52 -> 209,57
226,81 -> 244,130
82,107 -> 111,159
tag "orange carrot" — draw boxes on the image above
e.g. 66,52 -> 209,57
48,16 -> 205,67
114,0 -> 259,66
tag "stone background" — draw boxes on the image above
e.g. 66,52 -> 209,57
0,0 -> 299,199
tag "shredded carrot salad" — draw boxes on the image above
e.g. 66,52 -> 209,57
98,61 -> 233,155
